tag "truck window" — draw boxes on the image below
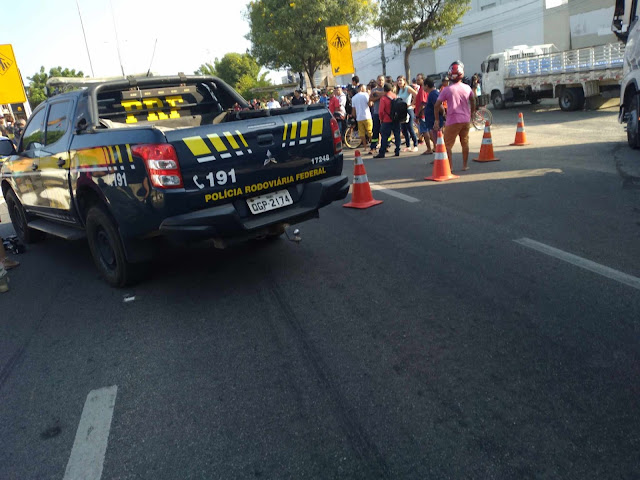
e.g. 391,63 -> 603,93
20,107 -> 46,152
45,101 -> 71,146
488,59 -> 499,72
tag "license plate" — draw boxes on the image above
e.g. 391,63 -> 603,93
246,190 -> 293,215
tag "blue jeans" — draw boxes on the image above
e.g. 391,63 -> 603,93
370,115 -> 381,150
379,121 -> 401,156
401,108 -> 418,148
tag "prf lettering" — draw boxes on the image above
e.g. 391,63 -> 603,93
121,95 -> 184,123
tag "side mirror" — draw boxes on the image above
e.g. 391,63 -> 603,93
0,138 -> 16,156
76,117 -> 88,134
481,62 -> 486,73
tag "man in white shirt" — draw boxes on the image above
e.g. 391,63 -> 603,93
266,97 -> 281,109
350,84 -> 373,149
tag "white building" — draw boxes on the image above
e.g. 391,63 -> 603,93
336,0 -> 617,84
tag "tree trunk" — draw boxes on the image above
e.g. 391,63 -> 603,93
404,43 -> 414,82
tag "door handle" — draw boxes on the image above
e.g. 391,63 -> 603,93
31,163 -> 38,171
57,158 -> 66,167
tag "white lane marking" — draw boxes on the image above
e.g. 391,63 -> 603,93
515,238 -> 640,291
370,183 -> 420,203
63,386 -> 118,480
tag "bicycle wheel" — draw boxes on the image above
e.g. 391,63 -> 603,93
343,125 -> 360,149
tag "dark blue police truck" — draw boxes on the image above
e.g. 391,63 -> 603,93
0,75 -> 347,286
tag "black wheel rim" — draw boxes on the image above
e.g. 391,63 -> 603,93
96,227 -> 116,271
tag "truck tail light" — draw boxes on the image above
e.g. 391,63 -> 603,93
330,117 -> 342,154
132,143 -> 184,189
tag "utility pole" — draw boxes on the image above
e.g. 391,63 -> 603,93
380,26 -> 386,76
76,0 -> 95,77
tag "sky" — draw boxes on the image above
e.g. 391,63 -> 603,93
1,0 -> 378,87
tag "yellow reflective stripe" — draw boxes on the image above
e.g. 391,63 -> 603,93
207,133 -> 228,152
223,131 -> 240,149
311,118 -> 323,136
300,120 -> 309,138
282,123 -> 288,141
290,122 -> 298,140
126,144 -> 133,162
235,130 -> 249,147
184,136 -> 211,156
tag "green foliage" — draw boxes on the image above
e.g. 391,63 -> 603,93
194,63 -> 216,76
194,53 -> 271,100
246,0 -> 376,88
27,66 -> 84,109
379,0 -> 470,80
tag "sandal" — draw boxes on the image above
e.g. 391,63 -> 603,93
2,258 -> 20,270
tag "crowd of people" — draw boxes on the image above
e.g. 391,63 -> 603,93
248,61 -> 480,169
0,113 -> 26,147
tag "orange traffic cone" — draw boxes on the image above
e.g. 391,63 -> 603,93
473,121 -> 500,162
510,112 -> 530,146
425,131 -> 459,182
343,150 -> 383,209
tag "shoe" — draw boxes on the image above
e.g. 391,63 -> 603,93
412,146 -> 418,152
1,258 -> 19,270
373,153 -> 385,159
395,151 -> 400,157
402,147 -> 410,152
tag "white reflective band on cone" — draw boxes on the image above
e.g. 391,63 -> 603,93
434,152 -> 448,161
482,138 -> 493,145
354,155 -> 364,165
353,174 -> 369,184
484,127 -> 490,133
516,127 -> 525,132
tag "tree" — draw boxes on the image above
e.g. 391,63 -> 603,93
378,0 -> 471,82
27,66 -> 84,109
194,63 -> 216,76
246,0 -> 376,89
194,53 -> 272,100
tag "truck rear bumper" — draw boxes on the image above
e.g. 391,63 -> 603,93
158,175 -> 349,242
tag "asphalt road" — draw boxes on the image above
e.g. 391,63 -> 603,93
1,102 -> 640,479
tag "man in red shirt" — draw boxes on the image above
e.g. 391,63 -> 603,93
374,83 -> 401,158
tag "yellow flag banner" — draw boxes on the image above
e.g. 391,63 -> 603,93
325,25 -> 354,76
0,44 -> 26,104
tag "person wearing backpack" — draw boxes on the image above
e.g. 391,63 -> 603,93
374,83 -> 402,158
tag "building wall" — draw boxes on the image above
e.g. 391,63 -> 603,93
569,0 -> 617,48
544,2 -> 571,51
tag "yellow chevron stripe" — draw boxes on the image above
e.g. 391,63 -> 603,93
126,144 -> 133,162
207,133 -> 228,152
223,131 -> 240,150
300,120 -> 309,138
311,118 -> 323,136
235,130 -> 249,147
184,136 -> 211,156
282,123 -> 288,141
290,122 -> 298,141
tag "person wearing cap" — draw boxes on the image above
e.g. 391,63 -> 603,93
433,62 -> 475,171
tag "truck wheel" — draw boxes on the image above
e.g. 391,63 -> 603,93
86,205 -> 133,287
4,189 -> 45,244
559,88 -> 585,111
627,94 -> 640,149
492,92 -> 505,110
529,97 -> 540,105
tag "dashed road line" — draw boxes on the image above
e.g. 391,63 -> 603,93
515,238 -> 640,291
63,386 -> 118,480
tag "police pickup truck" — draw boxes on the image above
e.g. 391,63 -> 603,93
0,75 -> 347,286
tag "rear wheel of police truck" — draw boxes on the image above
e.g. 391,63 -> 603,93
86,205 -> 134,287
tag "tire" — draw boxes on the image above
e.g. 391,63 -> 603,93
529,97 -> 540,105
4,189 -> 45,244
343,125 -> 360,149
559,88 -> 585,111
627,94 -> 640,149
492,92 -> 505,110
85,205 -> 133,287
